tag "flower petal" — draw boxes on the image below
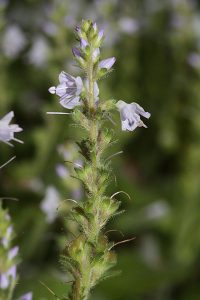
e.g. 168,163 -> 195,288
80,39 -> 88,49
1,111 -> 14,124
99,57 -> 116,70
75,76 -> 83,95
55,83 -> 67,97
60,96 -> 81,109
59,71 -> 74,83
48,86 -> 56,94
8,246 -> 19,260
131,102 -> 151,119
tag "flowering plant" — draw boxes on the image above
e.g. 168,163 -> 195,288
0,113 -> 32,300
48,20 -> 150,300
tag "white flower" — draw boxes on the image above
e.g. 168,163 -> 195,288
40,186 -> 60,223
116,100 -> 151,131
19,292 -> 32,300
2,25 -> 26,59
28,36 -> 49,67
118,17 -> 139,34
0,111 -> 23,146
49,71 -> 83,109
55,164 -> 70,178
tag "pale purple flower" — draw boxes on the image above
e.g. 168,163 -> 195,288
0,0 -> 9,9
0,111 -> 23,146
0,265 -> 17,289
93,22 -> 97,32
80,38 -> 88,49
28,37 -> 49,67
40,186 -> 60,223
72,47 -> 81,58
19,292 -> 33,300
2,25 -> 26,59
187,52 -> 200,68
56,164 -> 69,178
116,100 -> 151,131
99,57 -> 116,70
43,21 -> 58,36
64,15 -> 76,28
8,246 -> 19,260
119,17 -> 139,34
2,225 -> 13,247
48,71 -> 83,109
98,29 -> 104,40
144,200 -> 170,220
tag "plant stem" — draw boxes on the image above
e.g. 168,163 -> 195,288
67,22 -> 118,300
70,51 -> 101,300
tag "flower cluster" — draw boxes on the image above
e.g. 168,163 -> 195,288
0,206 -> 32,300
0,218 -> 18,291
48,21 -> 116,111
48,20 -> 150,132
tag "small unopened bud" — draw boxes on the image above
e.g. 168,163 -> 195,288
75,25 -> 81,34
72,47 -> 81,58
82,20 -> 91,32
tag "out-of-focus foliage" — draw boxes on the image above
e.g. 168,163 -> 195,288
1,0 -> 200,299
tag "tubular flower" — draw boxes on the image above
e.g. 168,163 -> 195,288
116,100 -> 151,131
48,71 -> 83,109
0,111 -> 23,146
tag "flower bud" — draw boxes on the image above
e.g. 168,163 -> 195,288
93,29 -> 104,48
82,20 -> 92,33
99,57 -> 116,70
72,47 -> 81,58
80,38 -> 89,49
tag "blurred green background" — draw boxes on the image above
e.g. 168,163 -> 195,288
1,0 -> 200,299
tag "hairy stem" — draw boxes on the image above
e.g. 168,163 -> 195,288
66,21 -> 118,300
71,50 -> 101,300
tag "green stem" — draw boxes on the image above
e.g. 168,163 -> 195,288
88,55 -> 102,244
71,51 -> 102,300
